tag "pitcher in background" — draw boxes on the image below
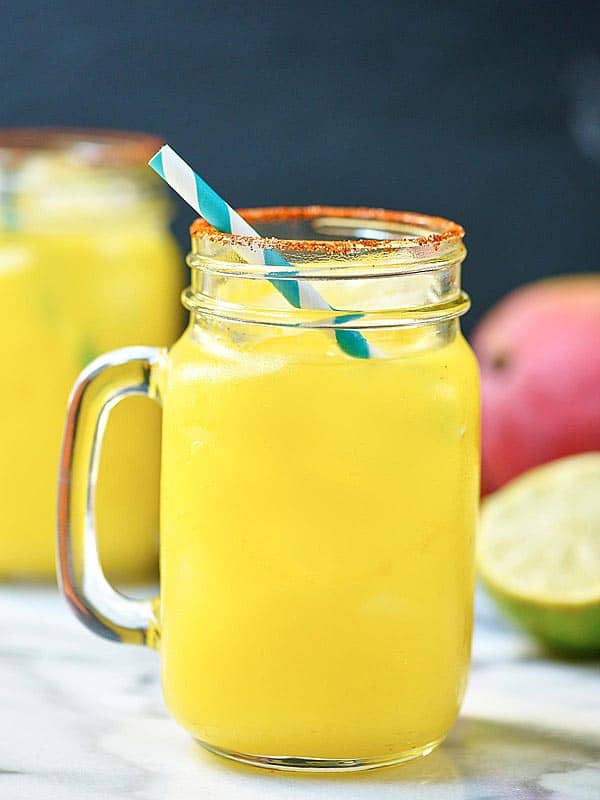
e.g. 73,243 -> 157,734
0,129 -> 183,580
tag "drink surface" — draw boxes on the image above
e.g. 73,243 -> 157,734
0,153 -> 182,578
159,318 -> 480,759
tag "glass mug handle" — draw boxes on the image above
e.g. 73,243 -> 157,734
57,346 -> 165,648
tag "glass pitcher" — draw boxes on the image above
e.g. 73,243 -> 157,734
58,206 -> 480,771
0,128 -> 183,580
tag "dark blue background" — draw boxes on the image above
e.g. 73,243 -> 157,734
4,0 -> 600,328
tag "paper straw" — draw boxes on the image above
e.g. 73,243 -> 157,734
148,145 -> 372,359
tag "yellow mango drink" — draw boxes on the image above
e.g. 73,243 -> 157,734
0,130 -> 183,579
59,206 -> 479,771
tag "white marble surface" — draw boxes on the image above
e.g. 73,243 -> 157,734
1,586 -> 599,800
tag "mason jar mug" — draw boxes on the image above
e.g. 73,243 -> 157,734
0,128 -> 183,580
58,207 -> 480,771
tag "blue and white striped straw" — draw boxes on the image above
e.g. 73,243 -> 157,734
148,145 -> 372,359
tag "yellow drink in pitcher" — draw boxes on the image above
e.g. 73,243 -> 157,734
159,321 -> 479,759
0,130 -> 183,579
59,207 -> 480,770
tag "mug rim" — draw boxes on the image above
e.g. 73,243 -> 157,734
0,127 -> 163,167
190,205 -> 465,256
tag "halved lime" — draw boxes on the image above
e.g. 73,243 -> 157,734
478,453 -> 600,654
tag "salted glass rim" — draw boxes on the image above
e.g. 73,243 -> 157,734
190,205 -> 465,257
185,206 -> 470,325
0,127 -> 163,167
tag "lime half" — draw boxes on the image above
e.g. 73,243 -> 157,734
478,453 -> 600,654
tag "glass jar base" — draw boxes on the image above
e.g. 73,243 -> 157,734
197,736 -> 444,773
